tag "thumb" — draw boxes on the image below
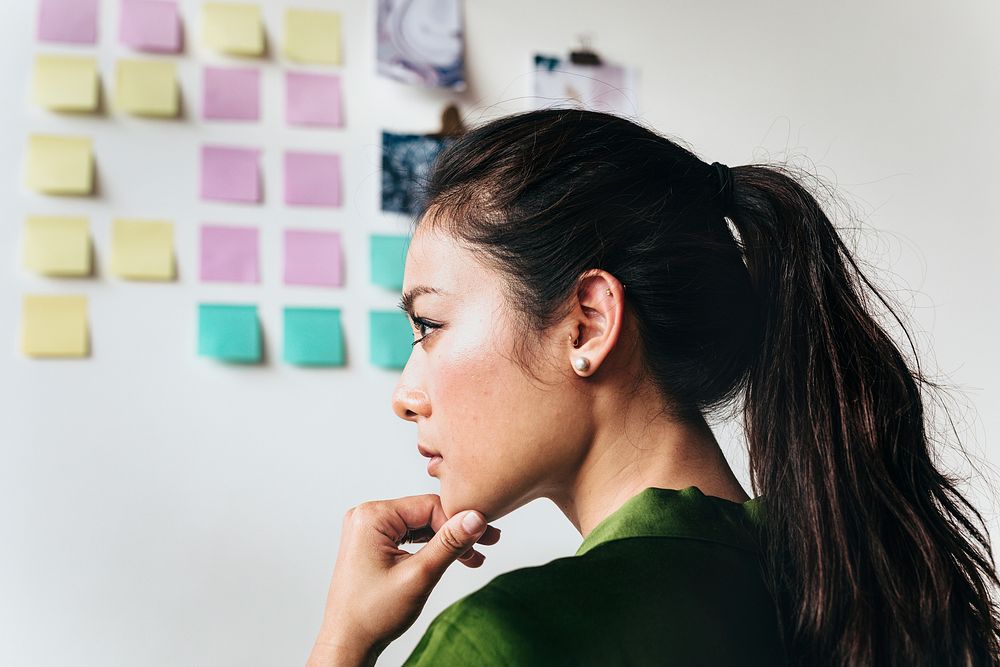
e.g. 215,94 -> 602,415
414,510 -> 487,582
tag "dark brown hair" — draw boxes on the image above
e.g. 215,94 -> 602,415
411,108 -> 1000,665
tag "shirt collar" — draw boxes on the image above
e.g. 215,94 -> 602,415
575,485 -> 766,557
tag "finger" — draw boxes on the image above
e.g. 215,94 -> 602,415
395,495 -> 497,539
477,525 -> 501,545
371,494 -> 450,546
405,523 -> 499,546
410,510 -> 489,583
376,494 -> 500,548
458,548 -> 485,568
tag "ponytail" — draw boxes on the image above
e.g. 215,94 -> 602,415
728,164 -> 1000,665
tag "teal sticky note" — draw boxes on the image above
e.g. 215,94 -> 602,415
369,309 -> 412,369
284,307 -> 344,366
370,234 -> 410,290
198,303 -> 261,362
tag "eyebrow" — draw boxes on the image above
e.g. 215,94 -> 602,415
397,286 -> 449,316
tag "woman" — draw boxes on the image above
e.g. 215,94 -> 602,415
307,109 -> 1000,666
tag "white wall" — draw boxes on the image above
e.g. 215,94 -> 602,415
2,0 -> 997,665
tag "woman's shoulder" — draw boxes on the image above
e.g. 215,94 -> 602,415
401,563 -> 568,666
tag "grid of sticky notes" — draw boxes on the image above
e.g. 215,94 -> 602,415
21,2 -> 415,369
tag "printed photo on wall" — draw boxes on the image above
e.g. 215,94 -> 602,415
376,0 -> 465,90
532,53 -> 640,118
381,130 -> 456,215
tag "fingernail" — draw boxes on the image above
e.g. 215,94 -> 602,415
462,511 -> 485,534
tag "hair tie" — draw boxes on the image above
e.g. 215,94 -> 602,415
709,161 -> 735,216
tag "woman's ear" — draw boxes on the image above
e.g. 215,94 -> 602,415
566,270 -> 626,377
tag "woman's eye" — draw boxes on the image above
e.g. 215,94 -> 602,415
410,316 -> 440,346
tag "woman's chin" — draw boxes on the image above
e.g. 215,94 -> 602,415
440,488 -> 513,525
439,486 -> 484,520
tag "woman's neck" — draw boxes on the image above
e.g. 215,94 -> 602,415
549,402 -> 750,539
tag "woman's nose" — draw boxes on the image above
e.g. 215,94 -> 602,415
392,384 -> 431,421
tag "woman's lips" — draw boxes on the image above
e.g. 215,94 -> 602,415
417,443 -> 439,458
418,443 -> 443,475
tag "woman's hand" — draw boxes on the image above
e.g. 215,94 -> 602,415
306,493 -> 502,666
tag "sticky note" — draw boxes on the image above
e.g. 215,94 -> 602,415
284,9 -> 341,65
198,304 -> 260,362
200,224 -> 259,283
21,294 -> 89,358
22,216 -> 91,276
26,134 -> 93,196
203,66 -> 260,121
370,234 -> 410,290
38,0 -> 99,44
120,0 -> 181,53
32,54 -> 99,112
284,229 -> 342,287
286,71 -> 341,126
284,151 -> 341,206
369,310 -> 412,369
284,307 -> 344,366
202,3 -> 264,56
110,219 -> 175,280
200,145 -> 260,202
114,59 -> 178,117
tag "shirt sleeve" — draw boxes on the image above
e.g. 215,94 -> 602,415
400,584 -> 561,666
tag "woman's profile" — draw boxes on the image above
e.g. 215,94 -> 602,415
306,108 -> 1000,666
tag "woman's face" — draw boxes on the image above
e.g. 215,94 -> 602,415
391,225 -> 593,523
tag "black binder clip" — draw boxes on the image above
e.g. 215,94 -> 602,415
569,34 -> 602,66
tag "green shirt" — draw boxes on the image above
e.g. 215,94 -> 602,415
401,485 -> 787,666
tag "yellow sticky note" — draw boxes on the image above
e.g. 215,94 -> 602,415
115,59 -> 178,116
202,3 -> 264,56
23,216 -> 91,276
32,54 -> 99,112
111,218 -> 175,280
284,9 -> 341,65
26,134 -> 93,195
21,294 -> 89,358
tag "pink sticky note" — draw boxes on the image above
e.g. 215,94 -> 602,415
284,229 -> 343,287
203,67 -> 260,121
200,225 -> 259,283
201,145 -> 260,203
38,0 -> 99,44
286,72 -> 342,127
120,0 -> 181,53
284,151 -> 341,206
